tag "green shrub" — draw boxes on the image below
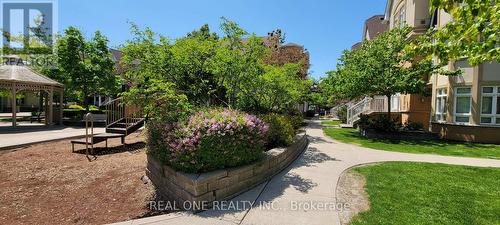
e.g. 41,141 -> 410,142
289,114 -> 304,130
63,109 -> 84,120
337,105 -> 348,123
403,121 -> 424,131
358,114 -> 401,133
261,113 -> 296,149
287,109 -> 304,130
67,105 -> 85,111
89,105 -> 99,111
147,108 -> 269,173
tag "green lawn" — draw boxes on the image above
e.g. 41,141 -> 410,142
321,120 -> 341,126
324,128 -> 500,159
351,162 -> 500,225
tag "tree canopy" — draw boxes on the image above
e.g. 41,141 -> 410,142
412,0 -> 499,65
207,18 -> 310,113
120,19 -> 310,121
326,27 -> 437,116
55,27 -> 120,108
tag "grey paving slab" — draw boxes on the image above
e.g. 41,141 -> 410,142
0,126 -> 105,149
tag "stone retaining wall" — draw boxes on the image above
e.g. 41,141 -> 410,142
146,133 -> 309,208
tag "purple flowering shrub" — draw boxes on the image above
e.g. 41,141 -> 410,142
147,108 -> 269,173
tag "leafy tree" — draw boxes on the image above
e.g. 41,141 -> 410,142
170,25 -> 221,105
119,23 -> 192,121
320,71 -> 348,106
304,79 -> 332,114
206,18 -> 262,108
254,64 -> 311,113
207,18 -> 310,113
413,0 -> 499,65
55,27 -> 120,109
120,23 -> 223,112
187,24 -> 219,41
121,19 -> 310,119
207,32 -> 267,110
333,27 -> 437,118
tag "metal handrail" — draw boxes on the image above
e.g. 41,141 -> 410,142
104,97 -> 124,127
103,97 -> 144,130
84,113 -> 94,158
102,97 -> 120,107
347,97 -> 371,125
100,97 -> 114,106
346,95 -> 402,125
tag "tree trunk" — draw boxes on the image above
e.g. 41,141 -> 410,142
386,94 -> 391,120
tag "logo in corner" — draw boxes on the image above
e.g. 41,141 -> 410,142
1,0 -> 58,55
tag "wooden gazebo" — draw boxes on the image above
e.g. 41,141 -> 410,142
0,59 -> 64,127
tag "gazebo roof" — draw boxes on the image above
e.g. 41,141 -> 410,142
0,64 -> 63,87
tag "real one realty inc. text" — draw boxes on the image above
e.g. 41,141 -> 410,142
149,200 -> 351,212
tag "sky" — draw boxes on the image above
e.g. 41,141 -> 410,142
58,0 -> 387,79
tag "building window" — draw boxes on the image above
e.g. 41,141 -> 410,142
480,86 -> 500,125
454,87 -> 472,124
398,7 -> 406,28
393,4 -> 406,28
391,94 -> 400,111
436,88 -> 447,122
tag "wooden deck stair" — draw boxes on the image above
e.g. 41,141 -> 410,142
105,118 -> 145,136
71,98 -> 145,159
71,118 -> 145,150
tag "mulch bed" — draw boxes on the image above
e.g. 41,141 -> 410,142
0,132 -> 156,225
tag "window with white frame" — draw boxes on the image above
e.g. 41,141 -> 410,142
436,88 -> 447,122
480,86 -> 500,125
454,87 -> 472,123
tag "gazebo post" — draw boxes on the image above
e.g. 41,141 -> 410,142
44,92 -> 49,125
11,84 -> 17,127
59,89 -> 63,125
48,88 -> 53,125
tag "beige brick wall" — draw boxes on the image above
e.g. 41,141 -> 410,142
431,123 -> 500,144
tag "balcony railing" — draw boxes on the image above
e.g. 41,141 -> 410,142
346,96 -> 400,125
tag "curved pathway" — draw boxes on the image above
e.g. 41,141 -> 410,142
114,120 -> 500,225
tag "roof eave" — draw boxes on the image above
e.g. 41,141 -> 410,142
0,79 -> 63,88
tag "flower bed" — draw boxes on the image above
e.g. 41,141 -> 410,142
147,108 -> 269,173
146,108 -> 308,209
146,133 -> 308,210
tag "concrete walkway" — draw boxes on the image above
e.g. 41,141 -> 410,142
0,126 -> 105,149
113,120 -> 500,225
